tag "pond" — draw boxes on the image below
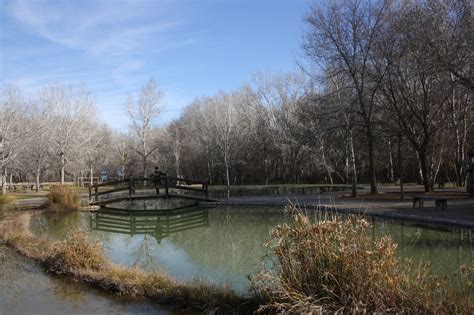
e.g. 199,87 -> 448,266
0,229 -> 181,315
30,205 -> 473,293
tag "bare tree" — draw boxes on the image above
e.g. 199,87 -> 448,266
165,121 -> 185,178
0,86 -> 27,193
421,0 -> 473,91
253,71 -> 308,183
201,91 -> 244,187
303,0 -> 392,193
43,84 -> 97,185
126,79 -> 164,179
376,2 -> 451,192
25,98 -> 54,191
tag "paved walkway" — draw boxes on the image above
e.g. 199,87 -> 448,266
12,197 -> 48,208
212,186 -> 474,229
11,187 -> 474,229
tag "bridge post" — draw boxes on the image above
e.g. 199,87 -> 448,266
165,176 -> 169,198
94,185 -> 98,202
89,184 -> 92,201
204,181 -> 209,199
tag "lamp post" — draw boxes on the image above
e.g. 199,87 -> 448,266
467,148 -> 474,195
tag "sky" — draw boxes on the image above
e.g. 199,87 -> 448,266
0,0 -> 312,130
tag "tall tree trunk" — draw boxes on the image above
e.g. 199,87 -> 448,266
388,138 -> 394,182
367,127 -> 378,194
397,133 -> 404,200
418,151 -> 433,192
90,164 -> 94,187
224,153 -> 230,188
36,163 -> 41,192
60,153 -> 65,185
345,143 -> 350,185
1,167 -> 7,194
349,130 -> 358,197
320,139 -> 334,184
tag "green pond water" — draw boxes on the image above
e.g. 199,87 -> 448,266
0,246 -> 184,315
0,211 -> 182,315
29,205 -> 473,293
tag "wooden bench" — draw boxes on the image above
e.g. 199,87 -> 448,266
413,195 -> 448,211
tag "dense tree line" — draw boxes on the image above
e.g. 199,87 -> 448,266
1,0 -> 472,194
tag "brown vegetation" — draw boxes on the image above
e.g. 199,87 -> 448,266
254,207 -> 473,313
48,185 -> 80,210
0,193 -> 16,207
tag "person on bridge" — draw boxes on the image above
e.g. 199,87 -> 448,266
151,166 -> 167,195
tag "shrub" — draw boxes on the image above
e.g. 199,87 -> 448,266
48,185 -> 79,210
255,206 -> 473,313
46,229 -> 108,274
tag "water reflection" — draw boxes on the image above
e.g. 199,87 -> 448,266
91,207 -> 209,243
29,207 -> 473,293
0,244 -> 176,314
106,199 -> 198,211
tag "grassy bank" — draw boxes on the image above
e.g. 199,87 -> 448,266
0,211 -> 260,313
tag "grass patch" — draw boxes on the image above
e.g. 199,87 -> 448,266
254,205 -> 473,313
0,193 -> 16,207
48,186 -> 80,210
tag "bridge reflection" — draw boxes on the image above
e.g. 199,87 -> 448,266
90,207 -> 209,243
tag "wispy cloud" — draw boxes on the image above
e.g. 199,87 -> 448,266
7,0 -> 186,58
1,0 -> 200,127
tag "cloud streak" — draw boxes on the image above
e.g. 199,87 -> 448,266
8,0 -> 185,58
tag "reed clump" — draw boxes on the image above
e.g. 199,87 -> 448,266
48,186 -> 79,210
255,207 -> 473,314
46,229 -> 108,274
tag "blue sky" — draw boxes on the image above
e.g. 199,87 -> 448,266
0,0 -> 311,129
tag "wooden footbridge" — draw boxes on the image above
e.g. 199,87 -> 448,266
89,176 -> 215,207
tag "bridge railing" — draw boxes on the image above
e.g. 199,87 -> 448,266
89,176 -> 209,203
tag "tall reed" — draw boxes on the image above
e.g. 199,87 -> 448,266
255,206 -> 473,313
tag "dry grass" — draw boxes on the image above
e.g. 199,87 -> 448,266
0,213 -> 51,261
48,186 -> 80,210
46,230 -> 108,274
0,193 -> 16,207
254,205 -> 473,314
0,212 -> 260,313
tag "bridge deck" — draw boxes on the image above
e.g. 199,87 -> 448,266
90,193 -> 217,207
